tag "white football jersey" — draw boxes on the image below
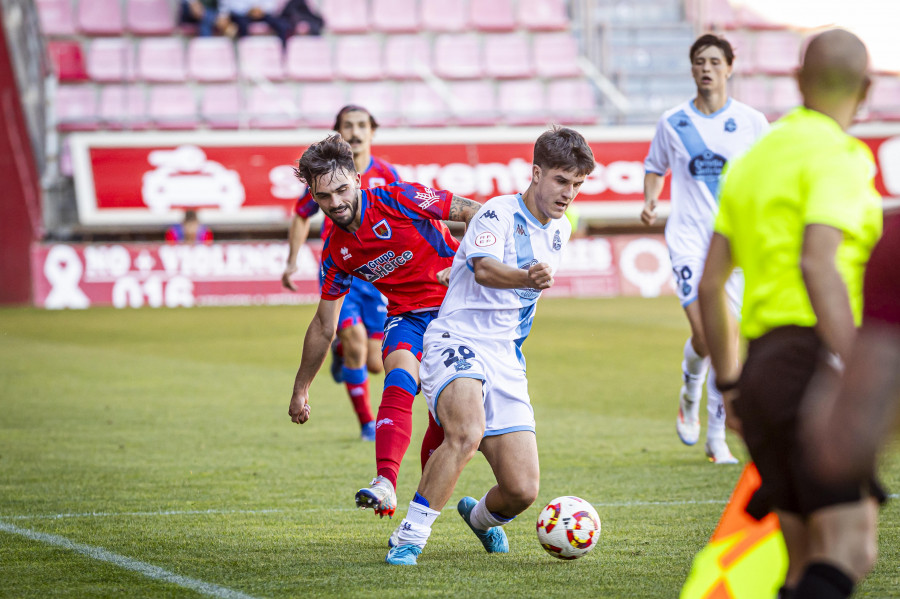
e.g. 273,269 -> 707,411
645,98 -> 768,259
427,194 -> 571,345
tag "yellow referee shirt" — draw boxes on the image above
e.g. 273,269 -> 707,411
715,107 -> 883,340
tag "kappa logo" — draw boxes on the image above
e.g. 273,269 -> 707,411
677,119 -> 689,128
515,224 -> 527,237
724,117 -> 737,133
480,210 -> 499,221
376,418 -> 394,429
552,229 -> 561,251
340,247 -> 352,260
415,187 -> 441,210
372,219 -> 392,240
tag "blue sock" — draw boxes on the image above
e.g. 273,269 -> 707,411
412,492 -> 430,508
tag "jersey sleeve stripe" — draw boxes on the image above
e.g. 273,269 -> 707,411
412,220 -> 457,258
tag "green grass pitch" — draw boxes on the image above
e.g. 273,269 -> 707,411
1,297 -> 897,598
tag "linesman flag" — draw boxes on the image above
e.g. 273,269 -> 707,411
680,463 -> 788,599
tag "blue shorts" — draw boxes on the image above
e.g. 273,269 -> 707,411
381,310 -> 440,361
339,278 -> 388,340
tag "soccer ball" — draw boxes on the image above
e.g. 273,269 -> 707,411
535,496 -> 601,560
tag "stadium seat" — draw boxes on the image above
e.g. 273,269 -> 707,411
870,76 -> 900,121
469,0 -> 515,32
55,85 -> 99,131
36,0 -> 76,36
320,0 -> 369,33
447,81 -> 497,126
497,80 -> 547,126
399,82 -> 449,127
433,34 -> 483,80
371,0 -> 419,33
736,5 -> 782,30
99,85 -> 149,129
420,0 -> 467,32
126,0 -> 176,35
769,76 -> 800,117
247,84 -> 301,128
726,30 -> 754,75
87,38 -> 136,82
77,0 -> 125,35
532,33 -> 581,78
188,38 -> 237,82
348,82 -> 398,126
47,41 -> 89,82
149,85 -> 198,129
751,31 -> 802,76
285,36 -> 334,81
137,38 -> 187,82
483,34 -> 534,79
697,0 -> 738,30
384,35 -> 431,80
547,79 -> 597,124
238,37 -> 286,81
517,0 -> 569,31
734,76 -> 769,114
335,36 -> 383,81
201,84 -> 243,129
298,82 -> 347,127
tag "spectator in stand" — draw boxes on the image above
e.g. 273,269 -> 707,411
166,210 -> 214,244
179,0 -> 221,36
280,0 -> 324,36
217,0 -> 291,47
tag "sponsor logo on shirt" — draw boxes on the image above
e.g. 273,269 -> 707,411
515,258 -> 542,301
353,250 -> 414,282
481,210 -> 499,220
341,247 -> 352,260
688,150 -> 727,182
724,118 -> 737,133
475,232 -> 497,247
552,230 -> 561,251
414,187 -> 441,210
372,219 -> 392,240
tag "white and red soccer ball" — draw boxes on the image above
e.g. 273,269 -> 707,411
536,496 -> 602,560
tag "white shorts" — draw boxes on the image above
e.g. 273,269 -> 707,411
670,253 -> 743,317
419,332 -> 535,437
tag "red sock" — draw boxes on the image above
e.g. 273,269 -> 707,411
345,380 -> 373,425
420,411 -> 444,471
375,385 -> 415,490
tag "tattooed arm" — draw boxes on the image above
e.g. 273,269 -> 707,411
447,195 -> 482,226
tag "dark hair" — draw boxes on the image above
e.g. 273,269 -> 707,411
533,126 -> 595,176
690,33 -> 734,65
183,209 -> 198,222
294,134 -> 357,189
332,105 -> 378,132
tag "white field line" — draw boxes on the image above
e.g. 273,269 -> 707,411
0,520 -> 262,599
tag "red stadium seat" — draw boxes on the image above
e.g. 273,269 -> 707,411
77,0 -> 125,35
517,0 -> 569,31
335,36 -> 383,81
870,76 -> 900,121
320,0 -> 369,33
149,85 -> 198,129
126,0 -> 176,35
36,0 -> 76,36
769,76 -> 800,117
138,38 -> 187,82
420,0 -> 467,32
547,79 -> 596,124
201,84 -> 244,129
297,82 -> 347,127
447,81 -> 497,126
735,76 -> 770,116
469,0 -> 515,32
238,37 -> 286,81
371,0 -> 419,33
247,84 -> 300,128
286,36 -> 334,81
698,0 -> 738,30
188,38 -> 237,82
87,38 -> 136,82
99,85 -> 149,129
433,34 -> 483,80
726,30 -> 754,76
751,31 -> 802,76
384,35 -> 431,80
532,33 -> 581,78
48,41 -> 89,82
55,86 -> 99,131
399,82 -> 449,127
736,5 -> 783,30
484,34 -> 534,79
348,82 -> 398,126
498,80 -> 547,125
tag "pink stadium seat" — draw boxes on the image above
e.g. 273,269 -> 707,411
447,81 -> 497,126
36,0 -> 76,36
77,0 -> 124,35
137,38 -> 187,82
517,0 -> 568,31
335,36 -> 383,81
735,76 -> 769,113
433,34 -> 483,80
87,38 -> 136,82
99,85 -> 149,129
238,37 -> 285,81
320,0 -> 369,33
736,5 -> 782,30
726,30 -> 753,75
285,36 -> 334,81
769,76 -> 800,117
700,0 -> 738,30
533,33 -> 581,78
870,76 -> 900,121
201,84 -> 243,128
247,84 -> 300,128
399,82 -> 449,127
149,85 -> 198,129
126,0 -> 175,35
371,0 -> 419,33
469,0 -> 515,32
348,82 -> 398,126
297,82 -> 347,127
483,34 -> 534,79
55,86 -> 99,131
498,80 -> 546,126
547,79 -> 596,124
421,0 -> 467,32
48,41 -> 89,82
751,31 -> 802,76
188,38 -> 237,82
384,35 -> 431,80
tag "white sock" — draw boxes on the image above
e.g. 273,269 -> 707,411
469,494 -> 514,531
706,367 -> 726,441
682,337 -> 709,398
396,501 -> 440,548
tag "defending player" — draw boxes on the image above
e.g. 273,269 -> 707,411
385,127 -> 596,565
642,33 -> 768,463
287,134 -> 482,520
281,105 -> 397,441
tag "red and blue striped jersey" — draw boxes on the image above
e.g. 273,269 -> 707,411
320,182 -> 460,316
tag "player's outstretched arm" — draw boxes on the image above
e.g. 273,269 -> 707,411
447,195 -> 482,226
289,297 -> 342,424
641,172 -> 665,226
471,256 -> 553,290
282,214 -> 312,291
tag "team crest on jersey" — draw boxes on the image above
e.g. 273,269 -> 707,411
724,118 -> 737,132
552,230 -> 561,250
372,219 -> 392,240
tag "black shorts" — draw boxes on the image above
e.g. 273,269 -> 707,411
737,326 -> 887,518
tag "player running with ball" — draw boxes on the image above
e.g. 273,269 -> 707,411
385,127 -> 596,565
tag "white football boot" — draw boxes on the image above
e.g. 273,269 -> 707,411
676,385 -> 701,446
355,475 -> 397,518
705,437 -> 739,464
